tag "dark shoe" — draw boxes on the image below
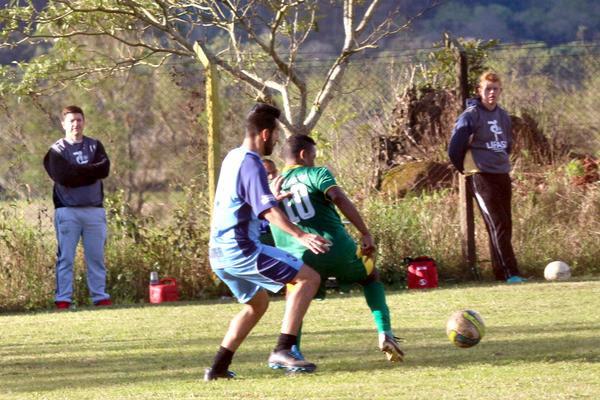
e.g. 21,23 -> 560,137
55,301 -> 71,310
204,367 -> 236,381
379,333 -> 405,362
94,299 -> 113,306
268,349 -> 316,372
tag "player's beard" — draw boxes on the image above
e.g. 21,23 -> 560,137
264,135 -> 275,156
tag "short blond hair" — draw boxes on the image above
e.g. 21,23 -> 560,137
478,71 -> 502,88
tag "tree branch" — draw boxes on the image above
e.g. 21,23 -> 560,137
0,0 -> 442,135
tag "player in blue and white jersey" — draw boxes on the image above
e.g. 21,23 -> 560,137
204,103 -> 330,381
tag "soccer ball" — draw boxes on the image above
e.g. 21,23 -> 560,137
544,261 -> 571,281
446,310 -> 486,348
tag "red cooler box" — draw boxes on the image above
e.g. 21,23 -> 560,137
149,278 -> 180,303
407,257 -> 438,289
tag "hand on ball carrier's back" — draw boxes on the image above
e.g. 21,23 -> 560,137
299,233 -> 332,254
270,175 -> 292,201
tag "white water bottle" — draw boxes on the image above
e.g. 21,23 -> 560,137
150,271 -> 159,285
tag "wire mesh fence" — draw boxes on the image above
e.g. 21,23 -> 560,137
2,43 -> 600,307
289,43 -> 600,194
1,42 -> 599,202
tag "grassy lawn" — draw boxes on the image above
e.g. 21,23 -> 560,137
1,280 -> 599,399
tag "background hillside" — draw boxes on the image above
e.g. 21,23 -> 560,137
410,0 -> 599,46
307,1 -> 599,52
1,0 -> 599,64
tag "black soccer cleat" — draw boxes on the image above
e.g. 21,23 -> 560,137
268,349 -> 317,373
203,367 -> 236,381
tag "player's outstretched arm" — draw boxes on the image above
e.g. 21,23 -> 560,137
262,207 -> 331,254
326,186 -> 376,256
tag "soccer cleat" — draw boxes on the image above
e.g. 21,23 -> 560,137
55,301 -> 71,310
290,345 -> 305,361
94,299 -> 113,306
203,367 -> 236,381
379,333 -> 405,362
506,276 -> 526,284
268,349 -> 316,372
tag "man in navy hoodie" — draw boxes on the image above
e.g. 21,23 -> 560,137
448,72 -> 525,284
44,105 -> 112,309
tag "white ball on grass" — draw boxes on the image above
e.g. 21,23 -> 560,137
544,261 -> 571,281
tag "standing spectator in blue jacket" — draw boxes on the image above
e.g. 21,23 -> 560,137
43,105 -> 112,309
448,71 -> 525,284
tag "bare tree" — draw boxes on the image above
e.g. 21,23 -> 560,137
1,0 -> 441,135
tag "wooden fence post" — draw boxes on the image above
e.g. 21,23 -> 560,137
445,33 -> 479,280
459,174 -> 477,278
193,43 -> 221,214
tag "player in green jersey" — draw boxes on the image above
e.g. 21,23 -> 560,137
270,134 -> 404,362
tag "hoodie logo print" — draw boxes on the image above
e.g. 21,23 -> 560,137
486,120 -> 507,152
73,150 -> 89,165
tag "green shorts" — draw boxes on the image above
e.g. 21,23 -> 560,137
301,237 -> 372,296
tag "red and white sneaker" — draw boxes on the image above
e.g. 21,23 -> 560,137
55,301 -> 71,310
94,299 -> 113,307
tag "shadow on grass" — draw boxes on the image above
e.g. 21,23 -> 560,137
0,337 -> 218,393
0,297 -> 239,317
308,321 -> 600,372
1,319 -> 599,394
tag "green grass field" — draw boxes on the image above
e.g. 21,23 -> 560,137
1,280 -> 599,400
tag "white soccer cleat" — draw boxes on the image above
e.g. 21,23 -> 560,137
379,333 -> 405,362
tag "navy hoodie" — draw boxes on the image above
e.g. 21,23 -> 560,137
448,98 -> 512,174
43,137 -> 110,208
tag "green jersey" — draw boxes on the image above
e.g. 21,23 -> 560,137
271,165 -> 362,279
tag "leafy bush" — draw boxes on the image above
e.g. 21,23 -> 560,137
364,190 -> 465,285
420,37 -> 500,93
361,167 -> 600,286
0,184 -> 222,311
511,168 -> 600,277
1,163 -> 598,312
0,203 -> 55,310
101,185 -> 220,305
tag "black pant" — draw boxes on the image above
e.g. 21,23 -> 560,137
470,173 -> 521,280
